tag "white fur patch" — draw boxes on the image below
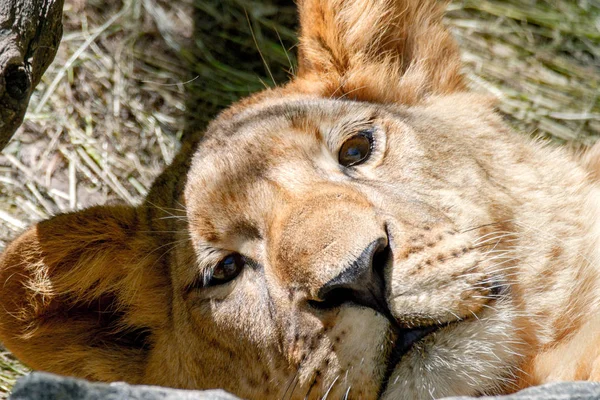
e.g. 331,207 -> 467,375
382,299 -> 522,399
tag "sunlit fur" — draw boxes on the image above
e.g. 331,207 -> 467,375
1,1 -> 600,399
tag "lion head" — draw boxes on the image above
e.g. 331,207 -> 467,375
1,0 -> 600,399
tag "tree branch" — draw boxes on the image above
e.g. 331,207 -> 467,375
0,0 -> 64,149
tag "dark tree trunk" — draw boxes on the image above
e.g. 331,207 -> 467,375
0,0 -> 64,150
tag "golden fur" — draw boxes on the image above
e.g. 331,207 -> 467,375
1,0 -> 600,399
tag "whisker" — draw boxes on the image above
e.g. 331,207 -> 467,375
471,230 -> 515,244
343,385 -> 351,400
282,367 -> 300,400
303,373 -> 318,400
460,221 -> 508,234
155,215 -> 188,221
321,375 -> 339,400
144,200 -> 186,217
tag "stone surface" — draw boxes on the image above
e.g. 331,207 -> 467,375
10,372 -> 241,400
9,372 -> 600,400
446,382 -> 600,400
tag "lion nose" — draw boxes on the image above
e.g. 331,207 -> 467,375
310,238 -> 391,315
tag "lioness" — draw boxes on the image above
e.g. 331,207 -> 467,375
1,0 -> 600,399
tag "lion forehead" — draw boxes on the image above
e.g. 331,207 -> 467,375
184,98 -> 385,215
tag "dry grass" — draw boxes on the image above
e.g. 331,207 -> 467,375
450,0 -> 600,145
0,0 -> 598,397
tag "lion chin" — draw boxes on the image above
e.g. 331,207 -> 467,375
1,0 -> 600,399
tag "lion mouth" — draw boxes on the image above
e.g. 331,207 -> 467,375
378,322 -> 446,396
377,227 -> 450,396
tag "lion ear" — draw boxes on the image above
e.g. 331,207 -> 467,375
0,205 -> 171,383
291,0 -> 465,104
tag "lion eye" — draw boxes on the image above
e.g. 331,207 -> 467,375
206,254 -> 245,286
338,131 -> 373,167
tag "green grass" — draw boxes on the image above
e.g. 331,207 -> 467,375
0,350 -> 29,399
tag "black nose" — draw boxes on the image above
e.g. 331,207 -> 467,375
310,238 -> 391,315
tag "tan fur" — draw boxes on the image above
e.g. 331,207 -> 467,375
582,141 -> 600,181
1,1 -> 600,399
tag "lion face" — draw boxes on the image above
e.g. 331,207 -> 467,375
174,96 -> 525,398
2,0 -> 600,399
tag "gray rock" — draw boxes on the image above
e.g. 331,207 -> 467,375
9,372 -> 241,400
445,382 -> 600,400
9,372 -> 600,399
